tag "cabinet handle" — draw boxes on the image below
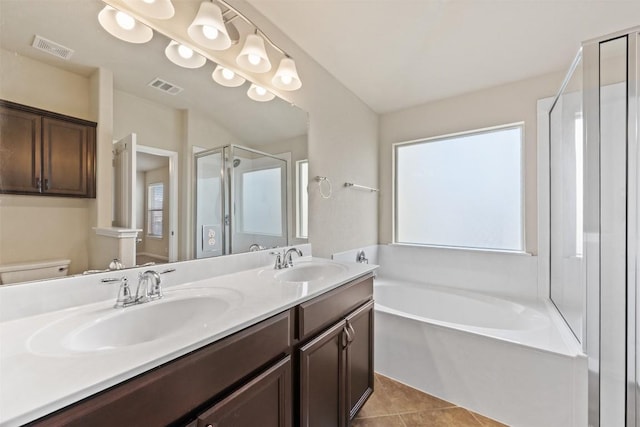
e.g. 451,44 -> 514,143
342,326 -> 350,348
346,322 -> 355,344
44,178 -> 50,190
35,177 -> 42,192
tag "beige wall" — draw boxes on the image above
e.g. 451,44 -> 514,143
236,2 -> 379,258
0,49 -> 93,273
0,196 -> 90,274
0,48 -> 91,120
113,90 -> 183,152
378,71 -> 566,255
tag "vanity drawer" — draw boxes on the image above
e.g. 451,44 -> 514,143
30,310 -> 292,427
296,274 -> 373,341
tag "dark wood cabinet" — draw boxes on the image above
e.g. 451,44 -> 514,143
196,356 -> 291,427
297,275 -> 375,427
30,310 -> 292,427
0,100 -> 96,198
346,300 -> 374,419
299,320 -> 347,427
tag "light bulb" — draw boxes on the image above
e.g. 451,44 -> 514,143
177,45 -> 194,59
255,86 -> 267,96
248,54 -> 261,66
221,68 -> 235,80
280,75 -> 293,85
202,25 -> 219,40
115,11 -> 135,30
142,0 -> 156,3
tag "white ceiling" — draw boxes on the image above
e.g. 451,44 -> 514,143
248,0 -> 640,114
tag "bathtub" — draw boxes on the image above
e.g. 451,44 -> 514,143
374,278 -> 587,427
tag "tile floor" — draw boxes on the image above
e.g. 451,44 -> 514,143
352,373 -> 508,427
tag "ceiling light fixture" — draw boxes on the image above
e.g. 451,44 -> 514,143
236,33 -> 271,73
247,84 -> 275,102
98,5 -> 153,44
99,0 -> 302,102
121,0 -> 175,20
187,2 -> 231,50
272,57 -> 302,90
212,65 -> 246,87
165,41 -> 206,68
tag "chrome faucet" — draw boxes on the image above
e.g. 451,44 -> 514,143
136,270 -> 162,303
113,270 -> 162,308
271,251 -> 284,269
270,248 -> 303,269
283,248 -> 303,268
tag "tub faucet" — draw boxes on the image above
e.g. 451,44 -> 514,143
283,248 -> 303,268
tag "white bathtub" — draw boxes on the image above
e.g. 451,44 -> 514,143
374,278 -> 587,427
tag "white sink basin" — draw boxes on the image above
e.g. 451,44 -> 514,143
28,287 -> 242,355
273,261 -> 348,283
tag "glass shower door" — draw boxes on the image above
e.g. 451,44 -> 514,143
229,146 -> 287,253
549,51 -> 585,343
194,148 -> 225,258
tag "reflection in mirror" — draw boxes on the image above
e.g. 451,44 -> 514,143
0,0 -> 308,285
195,145 -> 287,258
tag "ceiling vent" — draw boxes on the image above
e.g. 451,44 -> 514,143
148,78 -> 184,95
31,35 -> 74,60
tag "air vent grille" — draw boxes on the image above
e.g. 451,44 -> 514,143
148,78 -> 184,95
31,35 -> 74,60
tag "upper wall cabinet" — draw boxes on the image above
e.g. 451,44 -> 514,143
0,100 -> 96,198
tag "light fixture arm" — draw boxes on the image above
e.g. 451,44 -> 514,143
216,0 -> 290,57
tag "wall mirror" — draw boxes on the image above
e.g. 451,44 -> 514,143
0,0 -> 308,284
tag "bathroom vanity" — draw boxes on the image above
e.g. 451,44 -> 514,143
0,254 -> 375,427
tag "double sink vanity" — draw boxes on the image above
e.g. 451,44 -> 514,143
0,246 -> 377,427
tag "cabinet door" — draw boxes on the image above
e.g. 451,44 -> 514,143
299,320 -> 347,427
0,106 -> 42,193
42,117 -> 93,197
346,300 -> 375,419
197,356 -> 291,427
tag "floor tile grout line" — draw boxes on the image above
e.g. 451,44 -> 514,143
468,409 -> 489,427
364,373 -> 504,426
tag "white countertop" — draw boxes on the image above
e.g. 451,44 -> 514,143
0,257 -> 377,427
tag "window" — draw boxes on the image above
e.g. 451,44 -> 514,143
241,167 -> 283,236
147,183 -> 164,238
394,124 -> 524,252
296,159 -> 309,238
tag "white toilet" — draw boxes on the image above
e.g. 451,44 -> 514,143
0,259 -> 71,285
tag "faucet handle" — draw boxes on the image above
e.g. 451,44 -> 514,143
270,251 -> 283,269
114,277 -> 133,308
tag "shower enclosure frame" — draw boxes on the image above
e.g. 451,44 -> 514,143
577,26 -> 640,427
193,144 -> 288,258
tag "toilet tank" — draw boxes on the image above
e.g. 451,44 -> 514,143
0,259 -> 71,285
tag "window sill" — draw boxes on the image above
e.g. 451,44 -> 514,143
390,242 -> 533,256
